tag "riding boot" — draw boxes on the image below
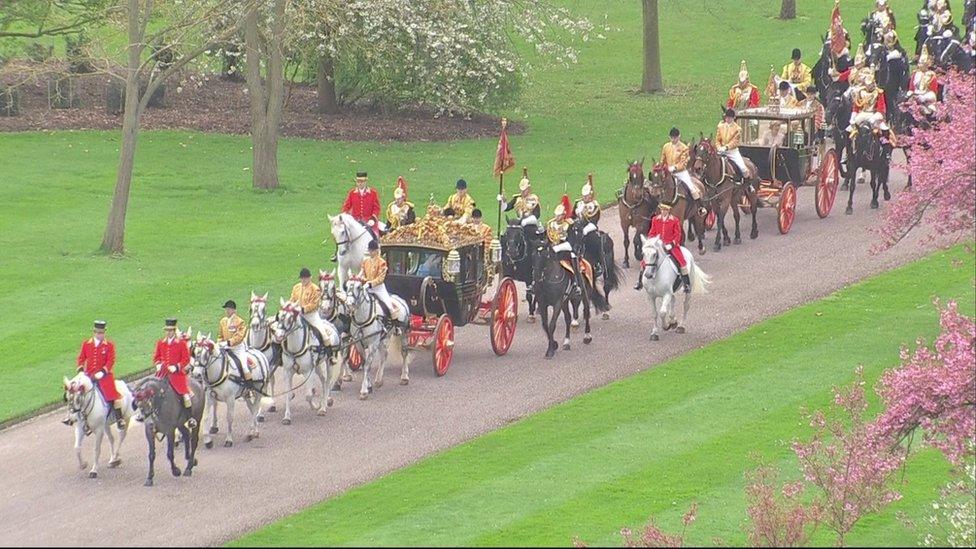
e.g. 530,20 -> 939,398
114,402 -> 127,430
634,267 -> 645,291
182,394 -> 192,409
681,273 -> 692,294
571,256 -> 584,296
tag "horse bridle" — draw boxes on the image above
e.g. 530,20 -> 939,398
649,167 -> 682,206
66,382 -> 96,423
275,308 -> 311,359
334,221 -> 368,256
249,301 -> 273,352
348,285 -> 380,330
192,341 -> 233,389
620,169 -> 650,210
504,228 -> 528,264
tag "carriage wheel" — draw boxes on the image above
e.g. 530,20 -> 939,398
347,344 -> 363,372
704,210 -> 716,230
490,277 -> 518,356
432,314 -> 454,377
777,183 -> 797,235
815,148 -> 840,219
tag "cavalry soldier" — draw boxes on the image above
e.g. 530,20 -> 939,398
781,48 -> 814,92
906,46 -> 941,115
715,108 -> 750,180
848,73 -> 889,137
65,320 -> 126,429
359,240 -> 399,317
385,176 -> 415,231
218,300 -> 250,382
869,0 -> 897,33
727,60 -> 761,110
290,267 -> 328,349
574,173 -> 601,236
634,203 -> 690,293
443,179 -> 476,223
661,127 -> 706,217
498,168 -> 542,228
153,318 -> 192,409
835,44 -> 872,89
341,171 -> 382,237
547,196 -> 583,290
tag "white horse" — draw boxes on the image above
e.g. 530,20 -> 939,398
640,236 -> 711,340
248,291 -> 279,419
343,278 -> 411,399
271,298 -> 342,424
62,372 -> 134,478
329,213 -> 372,288
191,333 -> 273,448
318,270 -> 357,384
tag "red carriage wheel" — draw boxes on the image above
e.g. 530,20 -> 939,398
490,277 -> 518,356
432,314 -> 454,377
777,183 -> 797,234
347,344 -> 363,371
704,210 -> 716,230
815,148 -> 840,219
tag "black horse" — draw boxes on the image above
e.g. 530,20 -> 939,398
568,218 -> 622,322
133,377 -> 205,487
531,241 -> 609,359
501,218 -> 543,321
813,36 -> 852,100
823,79 -> 854,184
846,123 -> 892,214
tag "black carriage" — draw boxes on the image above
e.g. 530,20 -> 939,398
736,106 -> 841,233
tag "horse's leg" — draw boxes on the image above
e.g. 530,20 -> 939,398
177,425 -> 194,476
282,369 -> 294,425
570,298 -> 580,329
881,163 -> 891,201
74,422 -> 87,471
398,332 -> 410,386
845,165 -> 856,215
676,276 -> 691,335
88,427 -> 103,478
542,303 -> 558,359
649,294 -> 661,341
144,428 -> 156,486
748,184 -> 759,239
166,432 -> 181,477
374,337 -> 389,390
720,198 -> 732,246
223,397 -> 235,447
104,424 -> 119,468
562,300 -> 572,351
359,341 -> 374,400
620,215 -> 631,268
870,168 -> 880,209
314,360 -> 328,416
713,206 -> 723,252
582,284 -> 593,345
203,393 -> 215,448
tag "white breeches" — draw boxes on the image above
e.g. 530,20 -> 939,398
368,284 -> 395,312
582,222 -> 598,236
552,241 -> 573,254
850,111 -> 884,126
719,148 -> 748,174
520,215 -> 538,227
229,343 -> 252,377
302,312 -> 337,346
673,170 -> 700,199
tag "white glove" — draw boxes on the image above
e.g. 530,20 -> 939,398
220,340 -> 229,348
167,365 -> 177,374
717,146 -> 726,152
905,90 -> 914,97
367,219 -> 375,226
364,282 -> 372,289
497,194 -> 505,203
669,166 -> 676,173
154,362 -> 162,372
664,243 -> 673,252
94,371 -> 105,380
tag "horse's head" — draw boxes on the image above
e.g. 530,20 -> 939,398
190,333 -> 217,378
132,380 -> 162,424
62,373 -> 92,413
318,270 -> 340,317
343,277 -> 369,310
855,123 -> 881,156
501,222 -> 527,266
823,82 -> 849,125
329,214 -> 350,246
627,159 -> 645,187
249,291 -> 269,330
646,161 -> 672,199
692,137 -> 717,174
273,298 -> 303,343
640,236 -> 665,279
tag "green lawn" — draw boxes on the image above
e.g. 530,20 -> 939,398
230,246 -> 975,547
0,0 -> 926,422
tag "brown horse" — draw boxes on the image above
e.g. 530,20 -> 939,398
691,137 -> 759,251
617,160 -> 656,268
646,161 -> 708,255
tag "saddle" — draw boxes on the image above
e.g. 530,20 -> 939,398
559,258 -> 595,288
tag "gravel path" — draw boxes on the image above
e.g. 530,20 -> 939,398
0,168 -> 936,547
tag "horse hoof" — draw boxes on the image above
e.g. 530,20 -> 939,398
331,382 -> 342,392
845,207 -> 853,215
281,418 -> 292,426
171,466 -> 182,477
341,374 -> 353,382
583,335 -> 592,344
183,468 -> 193,477
400,378 -> 409,386
650,334 -> 660,341
209,426 -> 219,435
144,479 -> 154,487
257,415 -> 265,423
79,462 -> 89,471
108,459 -> 122,469
734,238 -> 742,245
223,440 -> 233,448
884,191 -> 891,201
571,321 -> 580,330
204,440 -> 213,449
562,343 -> 570,351
358,393 -> 368,401
317,409 -> 327,417
544,352 -> 554,360
676,326 -> 686,334
750,232 -> 758,240
526,315 -> 536,324
326,397 -> 334,407
245,434 -> 256,442
713,244 -> 721,252
870,201 -> 879,209
267,405 -> 277,413
663,323 -> 672,331
602,312 -> 610,320
88,471 -> 98,479
375,380 -> 384,389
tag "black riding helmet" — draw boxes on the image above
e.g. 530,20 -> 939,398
367,240 -> 379,251
792,48 -> 802,60
669,127 -> 680,138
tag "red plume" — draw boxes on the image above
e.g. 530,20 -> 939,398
395,176 -> 407,198
560,194 -> 573,219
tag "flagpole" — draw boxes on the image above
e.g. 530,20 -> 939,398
496,117 -> 507,238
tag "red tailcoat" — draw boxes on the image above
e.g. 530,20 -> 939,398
77,338 -> 121,401
647,214 -> 686,267
153,338 -> 191,395
342,188 -> 382,225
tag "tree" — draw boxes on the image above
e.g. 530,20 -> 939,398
243,0 -> 288,190
744,465 -> 820,547
779,0 -> 796,20
0,0 -> 111,39
97,0 -> 254,253
641,0 -> 663,93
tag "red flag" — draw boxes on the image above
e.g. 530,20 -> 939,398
493,118 -> 515,176
829,1 -> 846,57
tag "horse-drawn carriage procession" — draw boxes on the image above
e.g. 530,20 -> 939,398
59,0 -> 973,486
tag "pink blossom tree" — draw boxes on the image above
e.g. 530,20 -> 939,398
791,368 -> 906,546
744,464 -> 820,547
874,301 -> 976,466
877,71 -> 976,250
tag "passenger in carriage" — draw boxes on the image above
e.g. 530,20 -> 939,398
760,120 -> 789,147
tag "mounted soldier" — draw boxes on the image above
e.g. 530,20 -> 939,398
661,127 -> 706,218
385,176 -> 416,232
863,0 -> 897,44
498,167 -> 542,233
153,318 -> 192,409
836,44 -> 873,91
290,267 -> 331,350
65,320 -> 126,430
906,46 -> 941,115
727,60 -> 761,110
848,73 -> 891,139
634,203 -> 689,293
218,300 -> 251,383
442,179 -> 476,223
547,196 -> 583,291
574,174 -> 601,237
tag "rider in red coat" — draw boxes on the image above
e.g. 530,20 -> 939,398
341,171 -> 382,236
66,320 -> 126,429
153,318 -> 192,408
634,203 -> 691,293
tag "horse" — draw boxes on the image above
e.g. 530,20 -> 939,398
270,298 -> 341,423
132,376 -> 204,487
646,162 -> 707,255
500,218 -> 543,322
248,292 -> 281,419
639,236 -> 711,341
823,79 -> 854,185
812,35 -> 852,100
531,240 -> 609,359
343,278 -> 411,399
690,136 -> 759,252
191,333 -> 273,448
329,213 -> 372,288
875,51 -> 911,126
571,220 -> 622,320
617,160 -> 656,268
62,372 -> 133,478
317,269 -> 358,385
846,122 -> 892,214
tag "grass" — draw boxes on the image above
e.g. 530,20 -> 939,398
0,1 -> 937,418
229,246 -> 975,547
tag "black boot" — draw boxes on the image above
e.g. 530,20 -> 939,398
114,404 -> 127,430
681,273 -> 692,293
634,267 -> 645,291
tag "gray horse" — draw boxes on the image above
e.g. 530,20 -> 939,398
133,377 -> 205,487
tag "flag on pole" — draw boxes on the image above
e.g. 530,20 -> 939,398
765,65 -> 777,101
829,0 -> 846,57
493,118 -> 516,176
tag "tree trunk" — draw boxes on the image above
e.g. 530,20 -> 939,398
779,0 -> 796,20
641,0 -> 663,93
316,54 -> 339,114
244,0 -> 286,190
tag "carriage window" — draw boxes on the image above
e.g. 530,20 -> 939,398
385,249 -> 442,277
741,119 -> 789,147
385,249 -> 416,275
415,251 -> 443,278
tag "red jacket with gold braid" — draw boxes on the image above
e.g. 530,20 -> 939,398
342,188 -> 381,224
77,338 -> 121,401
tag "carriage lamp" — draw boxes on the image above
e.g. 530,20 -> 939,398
444,249 -> 461,281
489,238 -> 502,264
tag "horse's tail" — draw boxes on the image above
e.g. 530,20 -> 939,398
689,261 -> 711,295
601,234 -> 622,293
587,278 -> 611,313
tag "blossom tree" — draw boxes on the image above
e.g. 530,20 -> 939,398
744,464 -> 820,547
877,71 -> 976,250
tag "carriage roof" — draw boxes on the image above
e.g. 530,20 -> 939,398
380,214 -> 488,252
736,106 -> 815,122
